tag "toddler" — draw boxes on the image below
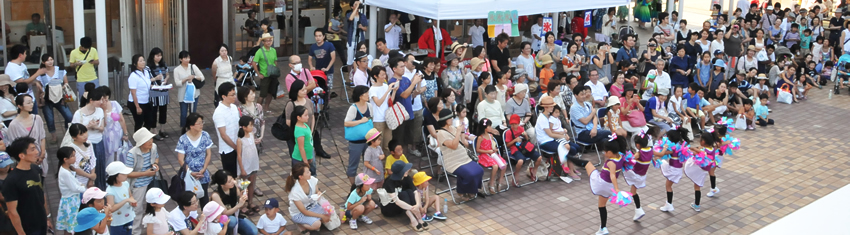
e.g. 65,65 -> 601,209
257,198 -> 291,235
413,172 -> 447,222
235,56 -> 253,84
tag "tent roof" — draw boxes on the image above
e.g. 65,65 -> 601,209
364,0 -> 630,20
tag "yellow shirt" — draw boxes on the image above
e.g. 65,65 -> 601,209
69,47 -> 99,82
384,154 -> 408,177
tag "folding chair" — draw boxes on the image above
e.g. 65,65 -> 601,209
502,133 -> 536,187
570,123 -> 602,166
471,136 -> 510,195
433,145 -> 477,205
419,126 -> 438,176
339,65 -> 352,104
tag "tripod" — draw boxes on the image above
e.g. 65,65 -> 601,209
312,90 -> 346,168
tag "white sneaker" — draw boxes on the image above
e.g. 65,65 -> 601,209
560,176 -> 574,184
359,215 -> 373,224
633,208 -> 646,221
707,187 -> 720,197
595,227 -> 610,235
349,219 -> 358,230
659,202 -> 674,212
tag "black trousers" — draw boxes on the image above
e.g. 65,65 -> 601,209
128,101 -> 154,131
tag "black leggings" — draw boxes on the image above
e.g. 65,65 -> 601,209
128,101 -> 155,131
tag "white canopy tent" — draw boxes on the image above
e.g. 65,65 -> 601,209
364,0 -> 630,20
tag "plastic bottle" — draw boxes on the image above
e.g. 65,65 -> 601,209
829,89 -> 833,99
443,199 -> 449,213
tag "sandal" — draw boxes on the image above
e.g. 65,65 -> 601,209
489,186 -> 497,195
422,222 -> 430,230
251,204 -> 262,212
528,171 -> 536,182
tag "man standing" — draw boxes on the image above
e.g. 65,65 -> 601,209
468,19 -> 487,48
2,137 -> 50,235
347,0 -> 368,65
402,54 -> 425,157
309,29 -> 337,93
616,34 -> 639,75
384,13 -> 403,50
418,19 -> 452,58
829,9 -> 845,55
253,33 -> 278,112
489,33 -> 513,74
376,38 -> 392,65
760,6 -> 777,32
531,16 -> 544,52
285,55 -> 316,92
5,44 -> 39,114
570,86 -> 612,145
213,83 -> 240,177
388,57 -> 422,158
69,37 -> 100,99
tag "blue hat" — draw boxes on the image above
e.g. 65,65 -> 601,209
0,152 -> 13,168
713,59 -> 726,68
390,161 -> 413,181
264,198 -> 279,209
75,207 -> 105,232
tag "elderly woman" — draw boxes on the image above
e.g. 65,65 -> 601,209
669,46 -> 692,88
535,96 -> 587,183
505,83 -> 532,125
434,109 -> 484,202
442,53 -> 465,99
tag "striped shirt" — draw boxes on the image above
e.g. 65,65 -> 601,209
126,152 -> 154,188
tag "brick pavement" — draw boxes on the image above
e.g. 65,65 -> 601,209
42,51 -> 850,235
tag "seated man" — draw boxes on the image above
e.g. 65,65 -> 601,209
25,13 -> 47,35
583,70 -> 608,107
244,11 -> 260,37
570,86 -> 612,145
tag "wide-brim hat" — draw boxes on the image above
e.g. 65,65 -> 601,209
412,172 -> 432,186
539,96 -> 556,107
390,161 -> 413,181
365,128 -> 381,143
713,59 -> 726,68
470,57 -> 484,70
260,33 -> 273,40
606,96 -> 621,107
450,42 -> 467,54
132,128 -> 157,149
203,201 -> 226,225
757,73 -> 768,80
0,75 -> 13,87
539,54 -> 554,65
74,208 -> 105,232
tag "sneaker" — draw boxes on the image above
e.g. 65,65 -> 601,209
707,187 -> 720,197
410,149 -> 422,157
432,212 -> 447,220
359,215 -> 373,224
659,202 -> 674,212
633,208 -> 646,221
422,214 -> 434,222
349,220 -> 358,230
746,125 -> 755,130
560,176 -> 574,184
594,227 -> 610,235
690,204 -> 701,212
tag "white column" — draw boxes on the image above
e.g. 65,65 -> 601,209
728,0 -> 734,15
95,0 -> 108,85
120,0 -> 133,68
73,0 -> 84,47
668,0 -> 675,14
679,0 -> 685,20
368,5 -> 377,57
1,0 -> 6,62
222,0 -> 228,45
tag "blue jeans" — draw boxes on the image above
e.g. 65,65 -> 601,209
108,221 -> 132,235
292,157 -> 317,176
576,129 -> 612,145
227,215 -> 258,235
42,102 -> 72,133
540,140 -> 579,162
76,78 -> 99,101
179,99 -> 198,128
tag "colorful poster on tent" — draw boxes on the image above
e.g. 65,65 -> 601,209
511,10 -> 519,36
488,10 -> 520,37
494,24 -> 504,36
488,11 -> 497,38
584,11 -> 592,27
502,24 -> 512,36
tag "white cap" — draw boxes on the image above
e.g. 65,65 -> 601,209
145,188 -> 171,205
105,162 -> 133,176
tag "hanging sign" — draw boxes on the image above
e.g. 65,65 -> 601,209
488,10 -> 520,37
584,10 -> 592,27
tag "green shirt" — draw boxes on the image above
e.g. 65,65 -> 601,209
25,23 -> 46,34
253,46 -> 278,76
293,125 -> 313,161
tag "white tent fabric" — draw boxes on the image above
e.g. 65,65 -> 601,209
364,0 -> 630,20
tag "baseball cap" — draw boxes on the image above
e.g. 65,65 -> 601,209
145,188 -> 171,205
106,161 -> 133,176
264,198 -> 279,209
714,49 -> 724,55
82,187 -> 107,204
355,173 -> 376,186
0,152 -> 13,168
509,114 -> 521,125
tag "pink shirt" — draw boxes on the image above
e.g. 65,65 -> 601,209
285,69 -> 313,92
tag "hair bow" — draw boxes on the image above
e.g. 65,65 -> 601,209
638,130 -> 646,138
608,133 -> 618,141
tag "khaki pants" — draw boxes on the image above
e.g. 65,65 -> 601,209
373,122 -> 393,155
131,186 -> 147,235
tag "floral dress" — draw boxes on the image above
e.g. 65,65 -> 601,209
175,131 -> 214,184
423,78 -> 439,101
444,68 -> 464,92
104,100 -> 124,157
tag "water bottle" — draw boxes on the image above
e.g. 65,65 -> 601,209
829,89 -> 834,99
443,199 -> 449,213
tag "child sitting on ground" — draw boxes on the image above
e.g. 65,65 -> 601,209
412,172 -> 448,222
737,98 -> 756,130
754,94 -> 774,126
346,173 -> 377,230
819,60 -> 833,88
235,56 -> 253,84
798,62 -> 816,99
257,198 -> 291,235
384,139 -> 409,178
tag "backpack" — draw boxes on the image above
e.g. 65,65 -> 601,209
271,101 -> 292,141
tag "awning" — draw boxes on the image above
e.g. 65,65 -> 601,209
364,0 -> 630,20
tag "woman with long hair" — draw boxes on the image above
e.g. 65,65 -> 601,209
283,80 -> 315,160
0,75 -> 16,127
146,47 -> 171,140
7,95 -> 48,176
285,162 -> 328,233
34,54 -> 72,143
72,84 -> 107,190
97,86 -> 130,161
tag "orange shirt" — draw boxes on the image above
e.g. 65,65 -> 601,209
539,68 -> 553,91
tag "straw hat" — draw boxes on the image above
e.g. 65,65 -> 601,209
132,128 -> 157,148
365,128 -> 381,143
450,42 -> 467,54
539,96 -> 556,107
260,33 -> 273,40
470,57 -> 484,70
539,54 -> 554,66
757,73 -> 768,80
606,96 -> 621,108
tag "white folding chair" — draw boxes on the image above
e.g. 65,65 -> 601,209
502,132 -> 536,187
471,136 -> 510,195
433,144 -> 477,205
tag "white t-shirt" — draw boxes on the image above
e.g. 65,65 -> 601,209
353,68 -> 368,87
403,68 -> 423,111
515,54 -> 537,81
167,209 -> 199,232
709,40 -> 725,55
213,103 -> 240,154
531,23 -> 543,51
204,222 -> 223,235
288,177 -> 318,216
257,213 -> 287,233
0,97 -> 16,121
585,81 -> 608,101
128,69 -> 151,103
654,70 -> 672,92
72,108 -> 105,143
5,61 -> 32,97
535,115 -> 554,144
384,24 -> 402,50
469,25 -> 487,47
668,96 -> 684,114
369,84 -> 390,122
142,207 -> 170,234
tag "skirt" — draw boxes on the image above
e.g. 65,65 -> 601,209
589,170 -> 615,198
149,90 -> 170,106
623,170 -> 647,189
291,203 -> 327,225
56,195 -> 81,231
683,158 -> 708,187
634,4 -> 651,23
616,5 -> 630,18
660,160 -> 683,183
454,161 -> 484,195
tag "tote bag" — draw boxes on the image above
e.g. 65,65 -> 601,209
735,114 -> 748,130
344,104 -> 373,141
183,83 -> 196,103
385,100 -> 409,130
776,84 -> 793,104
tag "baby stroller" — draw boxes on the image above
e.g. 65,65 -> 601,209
833,54 -> 850,94
614,25 -> 639,49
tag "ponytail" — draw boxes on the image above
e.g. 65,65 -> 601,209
285,162 -> 310,192
55,146 -> 75,178
290,106 -> 307,139
237,116 -> 252,138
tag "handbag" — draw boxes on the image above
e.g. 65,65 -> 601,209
385,100 -> 409,130
260,47 -> 281,78
344,104 -> 373,141
183,83 -> 196,103
188,64 -> 205,89
318,197 -> 341,230
148,170 -> 170,195
624,100 -> 647,126
777,84 -> 793,104
271,101 -> 292,141
62,84 -> 77,103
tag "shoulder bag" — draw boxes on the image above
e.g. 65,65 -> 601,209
271,101 -> 293,140
189,64 -> 205,89
385,99 -> 409,130
260,47 -> 281,78
344,104 -> 373,141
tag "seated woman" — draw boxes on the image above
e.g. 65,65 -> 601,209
434,109 -> 485,202
285,162 -> 329,233
618,83 -> 647,134
535,96 -> 589,183
380,161 -> 428,231
209,170 -> 258,235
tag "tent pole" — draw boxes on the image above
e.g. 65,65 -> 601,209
368,5 -> 377,58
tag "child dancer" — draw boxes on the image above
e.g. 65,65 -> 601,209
707,124 -> 734,197
658,128 -> 691,212
683,131 -> 718,212
584,135 -> 624,235
475,118 -> 508,194
56,146 -> 86,234
624,131 -> 652,221
237,116 -> 261,215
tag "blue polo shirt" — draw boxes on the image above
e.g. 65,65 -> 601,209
616,47 -> 637,62
389,76 -> 414,120
683,92 -> 701,109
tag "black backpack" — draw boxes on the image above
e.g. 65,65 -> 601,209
271,101 -> 292,141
